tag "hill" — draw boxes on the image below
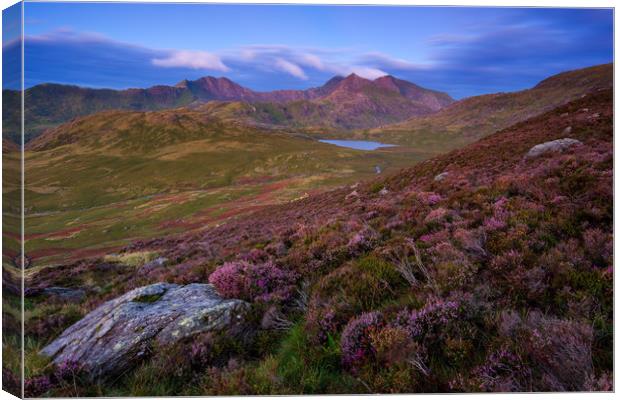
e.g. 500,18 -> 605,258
356,63 -> 612,150
4,74 -> 453,142
22,108 -> 426,267
24,88 -> 613,395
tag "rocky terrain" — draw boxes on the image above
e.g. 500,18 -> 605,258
7,85 -> 612,396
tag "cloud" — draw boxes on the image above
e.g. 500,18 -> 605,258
20,12 -> 613,98
152,50 -> 229,71
359,52 -> 431,71
348,66 -> 388,80
297,53 -> 325,70
273,58 -> 307,79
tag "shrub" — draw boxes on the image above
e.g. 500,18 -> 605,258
209,260 -> 298,303
340,311 -> 384,372
347,226 -> 378,256
396,298 -> 459,339
469,346 -> 527,392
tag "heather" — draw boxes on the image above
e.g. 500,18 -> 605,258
22,89 -> 613,395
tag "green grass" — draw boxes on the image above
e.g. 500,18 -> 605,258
23,112 -> 428,268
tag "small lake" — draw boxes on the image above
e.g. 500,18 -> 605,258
319,139 -> 397,151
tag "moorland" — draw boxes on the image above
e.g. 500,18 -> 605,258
1,63 -> 613,396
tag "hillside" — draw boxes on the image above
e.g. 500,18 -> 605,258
22,108 -> 427,267
4,74 -> 453,142
22,88 -> 613,395
358,63 -> 612,150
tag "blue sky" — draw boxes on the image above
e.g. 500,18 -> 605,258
2,3 -> 614,98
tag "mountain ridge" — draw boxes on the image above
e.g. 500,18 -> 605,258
4,73 -> 454,142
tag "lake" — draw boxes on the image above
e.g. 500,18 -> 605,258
318,139 -> 397,151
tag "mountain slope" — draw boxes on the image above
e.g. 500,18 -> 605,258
22,106 -> 425,267
361,63 -> 612,149
28,88 -> 612,395
4,74 -> 453,142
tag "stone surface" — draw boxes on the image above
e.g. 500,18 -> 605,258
434,172 -> 449,182
525,138 -> 582,159
40,283 -> 248,379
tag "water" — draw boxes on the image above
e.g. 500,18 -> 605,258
318,139 -> 396,151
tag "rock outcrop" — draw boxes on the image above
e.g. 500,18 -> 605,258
525,138 -> 582,159
40,283 -> 248,380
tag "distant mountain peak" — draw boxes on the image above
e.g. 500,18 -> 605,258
342,73 -> 368,81
175,79 -> 190,88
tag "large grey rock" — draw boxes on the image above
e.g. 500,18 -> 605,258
525,138 -> 582,159
40,283 -> 248,380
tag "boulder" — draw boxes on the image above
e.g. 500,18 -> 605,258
525,138 -> 582,159
434,172 -> 449,182
40,283 -> 248,380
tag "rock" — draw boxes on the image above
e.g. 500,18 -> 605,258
346,190 -> 359,199
138,257 -> 167,273
378,187 -> 389,196
40,283 -> 248,380
434,172 -> 449,182
525,138 -> 582,159
562,126 -> 572,135
42,287 -> 86,302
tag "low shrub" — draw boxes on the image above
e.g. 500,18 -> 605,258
209,260 -> 298,303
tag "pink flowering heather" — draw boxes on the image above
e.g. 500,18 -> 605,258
340,311 -> 384,371
25,375 -> 54,397
347,227 -> 378,255
418,192 -> 443,206
209,260 -> 298,303
396,299 -> 460,338
472,346 -> 526,392
424,207 -> 449,224
418,229 -> 450,246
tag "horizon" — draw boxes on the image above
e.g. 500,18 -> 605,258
2,4 -> 614,99
3,63 -> 612,100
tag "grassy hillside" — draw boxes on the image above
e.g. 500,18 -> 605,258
23,109 -> 427,267
21,88 -> 612,395
353,63 -> 612,150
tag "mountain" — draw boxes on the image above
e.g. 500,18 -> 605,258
3,74 -> 454,142
183,74 -> 456,130
27,88 -> 613,395
361,63 -> 613,150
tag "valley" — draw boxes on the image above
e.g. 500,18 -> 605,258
6,63 -> 612,269
21,115 -> 426,268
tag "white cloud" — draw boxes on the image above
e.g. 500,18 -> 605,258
360,52 -> 433,71
348,66 -> 388,80
298,53 -> 325,70
152,50 -> 229,71
274,58 -> 308,80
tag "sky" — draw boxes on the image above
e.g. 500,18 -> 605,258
1,3 -> 614,98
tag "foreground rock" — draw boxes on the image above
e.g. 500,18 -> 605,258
40,283 -> 248,380
525,138 -> 582,159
